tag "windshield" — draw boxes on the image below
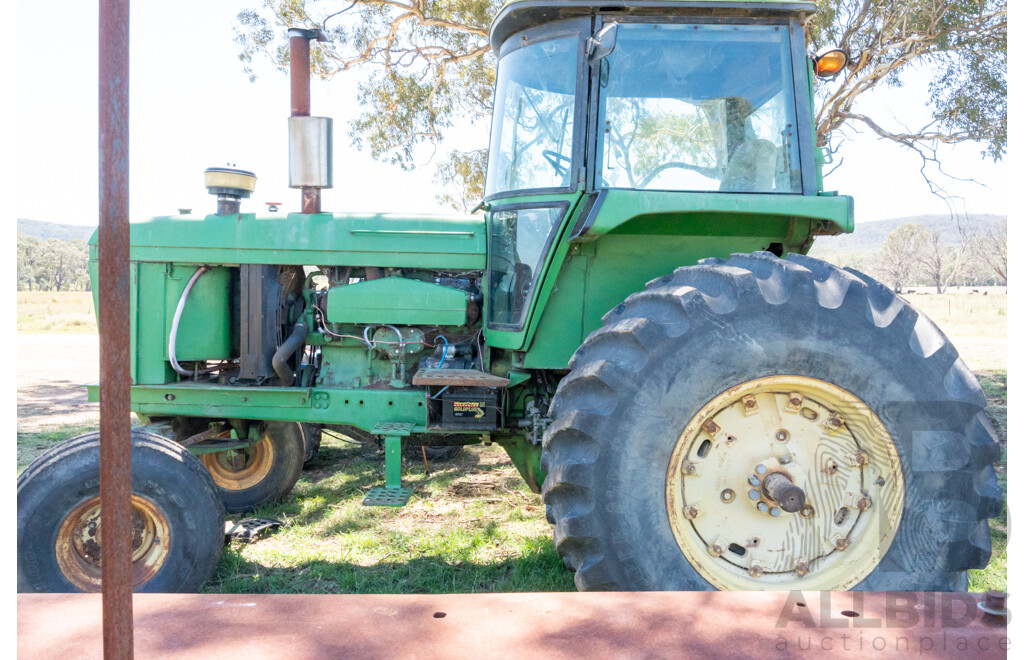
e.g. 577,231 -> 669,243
485,36 -> 578,197
596,23 -> 802,193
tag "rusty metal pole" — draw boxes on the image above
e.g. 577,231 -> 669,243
98,0 -> 134,658
289,29 -> 320,214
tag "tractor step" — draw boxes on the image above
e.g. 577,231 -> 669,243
412,368 -> 510,387
362,486 -> 414,507
363,422 -> 417,507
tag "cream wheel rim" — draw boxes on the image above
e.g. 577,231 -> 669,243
666,376 -> 904,590
202,434 -> 274,491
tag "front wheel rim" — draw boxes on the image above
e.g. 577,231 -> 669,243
666,376 -> 904,591
201,434 -> 274,490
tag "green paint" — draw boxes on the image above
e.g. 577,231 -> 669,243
327,277 -> 467,326
83,1 -> 863,495
495,436 -> 546,493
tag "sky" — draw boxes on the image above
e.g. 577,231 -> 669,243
12,0 -> 1007,228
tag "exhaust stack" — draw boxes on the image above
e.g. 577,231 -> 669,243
288,27 -> 333,214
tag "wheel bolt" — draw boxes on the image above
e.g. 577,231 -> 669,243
757,501 -> 769,513
800,505 -> 815,518
748,475 -> 760,486
856,496 -> 872,510
832,535 -> 849,551
748,489 -> 760,500
795,559 -> 810,577
749,563 -> 764,578
684,505 -> 700,520
755,464 -> 767,475
770,507 -> 781,517
708,544 -> 723,557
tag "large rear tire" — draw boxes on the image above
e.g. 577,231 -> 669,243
18,430 -> 224,593
542,252 -> 1001,591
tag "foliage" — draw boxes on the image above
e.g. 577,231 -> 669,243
433,148 -> 488,212
809,1 -> 1006,203
975,218 -> 1007,282
16,234 -> 90,292
874,223 -> 926,293
917,226 -> 976,293
236,1 -> 1006,210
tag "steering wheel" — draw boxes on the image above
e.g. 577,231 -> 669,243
542,150 -> 572,177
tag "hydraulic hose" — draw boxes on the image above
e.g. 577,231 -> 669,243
272,320 -> 309,386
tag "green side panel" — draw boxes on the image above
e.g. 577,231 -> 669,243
126,213 -> 485,269
134,262 -> 173,384
163,265 -> 231,361
327,277 -> 467,326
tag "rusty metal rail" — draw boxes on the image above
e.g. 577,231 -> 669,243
18,591 -> 1008,659
98,0 -> 133,657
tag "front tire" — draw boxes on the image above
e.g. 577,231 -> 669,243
542,252 -> 1000,591
201,421 -> 304,513
17,430 -> 224,593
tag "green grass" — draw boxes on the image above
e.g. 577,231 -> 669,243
206,438 -> 574,594
17,424 -> 98,473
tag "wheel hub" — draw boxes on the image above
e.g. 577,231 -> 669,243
666,376 -> 904,590
55,495 -> 171,592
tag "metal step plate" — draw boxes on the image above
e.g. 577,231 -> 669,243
412,369 -> 510,387
363,486 -> 414,507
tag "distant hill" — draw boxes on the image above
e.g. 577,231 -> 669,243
18,219 -> 96,242
810,213 -> 1005,253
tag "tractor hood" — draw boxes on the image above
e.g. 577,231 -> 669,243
90,213 -> 486,270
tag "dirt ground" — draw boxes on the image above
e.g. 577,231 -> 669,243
17,333 -> 100,433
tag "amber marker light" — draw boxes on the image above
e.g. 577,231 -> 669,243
813,48 -> 849,79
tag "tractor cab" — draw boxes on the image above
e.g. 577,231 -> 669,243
482,1 -> 847,363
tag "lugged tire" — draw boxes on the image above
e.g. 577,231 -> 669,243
541,252 -> 1001,591
201,421 -> 305,513
18,429 -> 224,593
301,423 -> 323,467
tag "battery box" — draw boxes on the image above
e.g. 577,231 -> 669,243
440,388 -> 498,429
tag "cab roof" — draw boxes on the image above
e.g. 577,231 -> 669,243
490,0 -> 817,52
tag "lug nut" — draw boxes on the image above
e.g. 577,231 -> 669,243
795,559 -> 810,577
684,505 -> 700,520
682,460 -> 698,475
800,505 -> 815,518
702,420 -> 721,436
856,496 -> 872,510
708,544 -> 723,557
832,534 -> 849,551
749,563 -> 764,578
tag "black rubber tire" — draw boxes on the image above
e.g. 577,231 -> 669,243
17,430 -> 224,593
204,421 -> 305,514
542,252 -> 1001,591
301,423 -> 322,467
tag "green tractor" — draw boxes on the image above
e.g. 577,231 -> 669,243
19,0 -> 1000,594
